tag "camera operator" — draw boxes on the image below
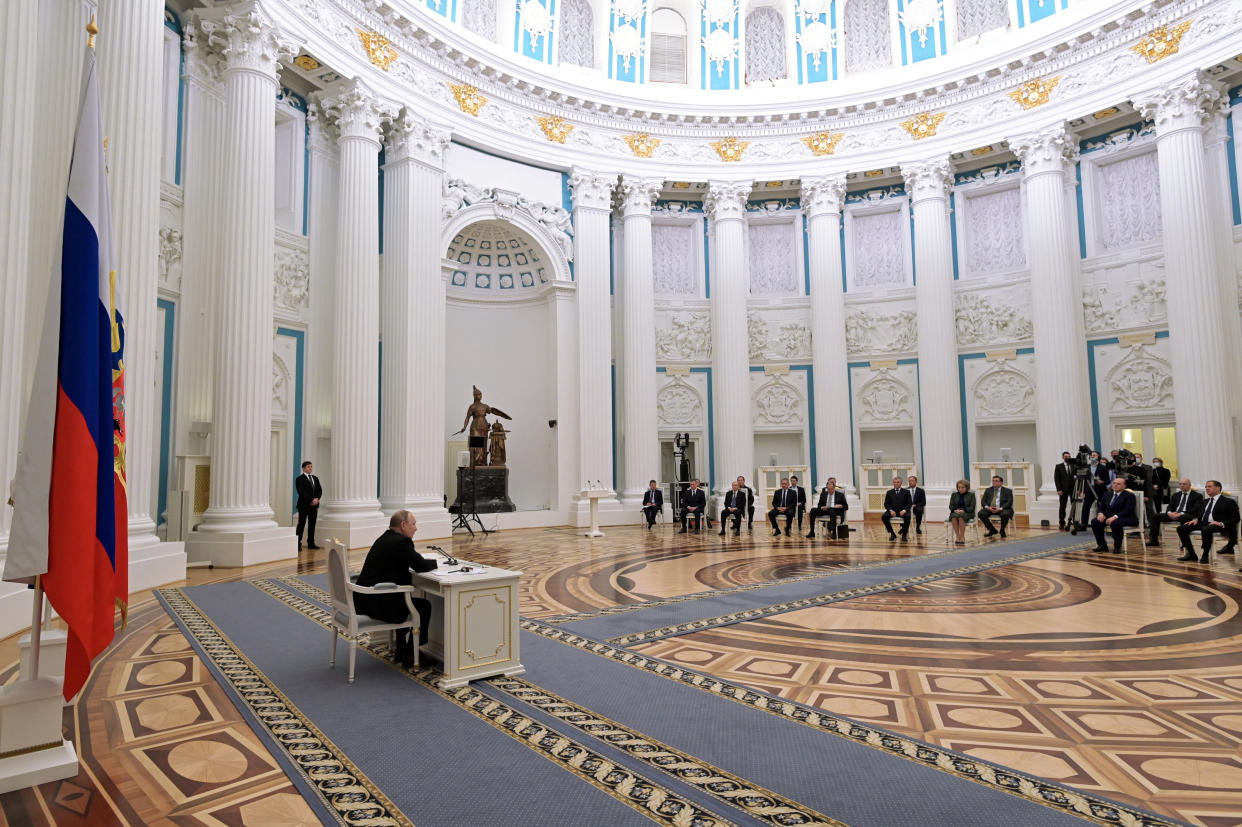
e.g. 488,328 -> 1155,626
1079,450 -> 1110,529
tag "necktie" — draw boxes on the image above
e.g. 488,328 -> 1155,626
1179,492 -> 1187,511
1204,497 -> 1215,523
1111,492 -> 1118,508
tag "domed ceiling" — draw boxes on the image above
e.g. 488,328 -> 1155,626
446,220 -> 552,294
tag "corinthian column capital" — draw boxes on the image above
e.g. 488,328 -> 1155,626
801,174 -> 847,217
1009,123 -> 1079,176
900,157 -> 953,204
704,179 -> 752,222
386,107 -> 451,168
1132,71 -> 1227,137
618,176 -> 664,217
197,0 -> 299,80
569,169 -> 618,212
316,77 -> 398,144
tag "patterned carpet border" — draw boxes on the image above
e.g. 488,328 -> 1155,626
155,588 -> 406,827
606,541 -> 1096,646
518,617 -> 1182,827
248,578 -> 738,827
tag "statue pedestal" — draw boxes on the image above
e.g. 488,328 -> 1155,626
450,468 -> 517,514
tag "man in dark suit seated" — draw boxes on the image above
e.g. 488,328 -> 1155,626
679,479 -> 706,533
1176,479 -> 1239,564
978,475 -> 1015,537
737,476 -> 755,530
1079,452 -> 1110,529
1153,477 -> 1201,549
789,476 -> 808,532
881,477 -> 912,541
906,475 -> 927,535
768,478 -> 797,536
719,480 -> 746,535
1053,451 -> 1074,531
1091,477 -> 1138,554
641,480 -> 663,529
806,478 -> 848,539
354,511 -> 438,667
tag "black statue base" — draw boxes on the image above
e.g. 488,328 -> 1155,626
450,467 -> 516,514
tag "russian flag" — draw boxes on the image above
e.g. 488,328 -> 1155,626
4,44 -> 128,701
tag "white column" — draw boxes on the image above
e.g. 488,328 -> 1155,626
1204,110 -> 1242,480
548,281 -> 580,517
305,105 -> 338,493
901,159 -> 962,505
378,108 -> 452,537
802,175 -> 855,497
1010,125 -> 1092,516
185,3 -> 298,567
568,169 -> 622,524
1134,73 -> 1241,491
315,79 -> 394,547
98,0 -> 186,586
617,176 -> 663,510
706,180 -> 754,500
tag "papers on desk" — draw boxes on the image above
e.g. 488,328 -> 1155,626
427,565 -> 488,576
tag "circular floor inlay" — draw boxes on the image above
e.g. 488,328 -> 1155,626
136,661 -> 187,686
932,676 -> 989,694
835,670 -> 884,686
1077,713 -> 1166,736
1035,681 -> 1093,698
1140,757 -> 1242,789
1132,681 -> 1198,698
168,740 -> 248,784
818,697 -> 890,719
135,695 -> 200,732
151,636 -> 190,654
671,649 -> 713,664
747,659 -> 794,676
966,748 -> 1076,780
945,707 -> 1024,729
238,792 -> 319,827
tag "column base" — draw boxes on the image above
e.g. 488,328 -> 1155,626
1028,491 -> 1064,529
922,487 -> 955,517
316,513 -> 390,550
129,540 -> 187,593
0,677 -> 78,794
570,493 -> 626,527
405,503 -> 452,540
184,525 -> 297,567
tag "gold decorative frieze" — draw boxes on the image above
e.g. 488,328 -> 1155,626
711,137 -> 749,162
802,131 -> 844,157
671,182 -> 692,189
1007,76 -> 1061,110
900,111 -> 946,141
356,28 -> 398,71
1130,20 -> 1192,63
293,54 -> 321,71
863,169 -> 885,178
536,115 -> 574,143
971,145 -> 993,156
624,133 -> 661,157
1093,106 -> 1121,120
450,83 -> 487,116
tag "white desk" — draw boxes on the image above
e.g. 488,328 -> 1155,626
413,562 -> 524,689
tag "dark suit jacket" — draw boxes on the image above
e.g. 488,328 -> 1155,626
1197,494 -> 1240,527
792,486 -> 807,509
1165,489 -> 1203,518
1149,466 -> 1172,504
1087,464 -> 1110,496
721,488 -> 746,513
816,488 -> 848,513
980,486 -> 1013,511
642,489 -> 664,508
907,487 -> 926,510
295,473 -> 322,510
1098,490 -> 1138,525
354,529 -> 438,622
771,488 -> 797,510
948,490 -> 976,517
682,488 -> 706,512
883,488 -> 912,513
1053,462 -> 1074,493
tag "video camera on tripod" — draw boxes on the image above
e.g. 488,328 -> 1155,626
1110,448 -> 1147,492
1070,444 -> 1094,478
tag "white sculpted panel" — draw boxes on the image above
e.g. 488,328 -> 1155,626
857,370 -> 912,424
655,310 -> 712,361
1107,345 -> 1174,412
1094,151 -> 1162,251
962,187 -> 1024,275
747,311 -> 812,361
748,222 -> 799,295
843,0 -> 892,74
845,306 -> 917,355
652,223 -> 698,295
1081,259 -> 1167,334
745,6 -> 787,82
955,0 -> 1007,39
274,248 -> 310,311
752,376 -> 804,426
954,287 -> 1033,347
973,365 -> 1035,419
657,377 -> 704,426
159,225 -> 183,289
850,209 -> 905,288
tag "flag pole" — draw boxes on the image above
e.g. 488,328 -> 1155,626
28,576 -> 42,679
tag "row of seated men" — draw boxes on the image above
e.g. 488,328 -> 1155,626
1085,476 -> 1239,563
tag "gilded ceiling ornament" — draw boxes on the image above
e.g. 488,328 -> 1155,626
1129,20 -> 1192,64
1093,107 -> 1121,120
1007,76 -> 1061,110
624,133 -> 661,157
355,28 -> 398,71
293,54 -> 320,71
536,115 -> 575,143
863,169 -> 884,177
971,145 -> 993,156
711,137 -> 749,162
449,83 -> 487,116
802,131 -> 844,156
899,111 -> 946,140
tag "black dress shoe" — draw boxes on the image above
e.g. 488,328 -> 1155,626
1111,547 -> 1123,554
718,530 -> 726,536
773,530 -> 781,537
954,540 -> 965,546
983,529 -> 998,537
1093,547 -> 1109,553
733,528 -> 740,535
916,528 -> 922,535
805,532 -> 815,538
1219,546 -> 1235,555
1000,529 -> 1007,538
900,534 -> 908,542
1200,553 -> 1212,564
678,529 -> 687,534
785,529 -> 791,536
1148,540 -> 1161,547
1176,552 -> 1197,561
888,533 -> 897,541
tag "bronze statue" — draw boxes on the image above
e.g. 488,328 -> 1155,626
488,421 -> 508,467
455,386 -> 511,467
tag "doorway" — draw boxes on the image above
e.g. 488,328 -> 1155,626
1115,424 -> 1178,479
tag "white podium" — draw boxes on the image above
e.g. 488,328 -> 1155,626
581,488 -> 610,538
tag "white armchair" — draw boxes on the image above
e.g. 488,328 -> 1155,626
325,541 -> 421,683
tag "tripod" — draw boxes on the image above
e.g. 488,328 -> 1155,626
1067,472 -> 1090,534
451,435 -> 490,536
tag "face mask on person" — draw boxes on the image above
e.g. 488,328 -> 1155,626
1153,461 -> 1162,468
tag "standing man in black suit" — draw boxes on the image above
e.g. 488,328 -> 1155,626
295,460 -> 322,550
789,476 -> 808,532
806,478 -> 848,539
1053,451 -> 1075,531
1177,479 -> 1239,564
1148,456 -> 1172,511
978,475 -> 1014,537
906,475 -> 927,535
881,477 -> 912,541
354,511 -> 438,667
1080,451 -> 1110,529
737,476 -> 755,531
641,480 -> 663,529
719,480 -> 745,535
1091,477 -> 1138,554
679,479 -> 707,533
768,478 -> 797,536
1156,477 -> 1202,550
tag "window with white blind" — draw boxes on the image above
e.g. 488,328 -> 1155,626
649,9 -> 687,83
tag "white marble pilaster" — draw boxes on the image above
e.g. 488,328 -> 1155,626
185,3 -> 299,566
305,105 -> 338,496
706,180 -> 754,500
1010,124 -> 1093,519
569,169 -> 622,524
802,175 -> 854,497
315,79 -> 395,548
617,176 -> 663,511
1133,73 -> 1240,491
901,159 -> 962,505
98,0 -> 186,587
378,108 -> 452,538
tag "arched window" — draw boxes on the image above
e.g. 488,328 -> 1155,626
843,0 -> 891,74
461,0 -> 496,41
956,0 -> 1008,40
649,8 -> 688,83
558,0 -> 595,68
744,6 -> 786,83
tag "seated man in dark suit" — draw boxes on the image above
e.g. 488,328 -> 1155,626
354,510 -> 438,667
977,475 -> 1015,537
719,480 -> 746,535
679,479 -> 707,533
737,476 -> 755,530
906,475 -> 927,535
881,477 -> 912,541
806,478 -> 848,539
789,476 -> 808,532
1091,477 -> 1139,554
768,478 -> 798,536
1176,479 -> 1239,564
641,480 -> 663,529
1153,477 -> 1201,548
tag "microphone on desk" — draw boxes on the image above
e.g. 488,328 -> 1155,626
427,545 -> 458,565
